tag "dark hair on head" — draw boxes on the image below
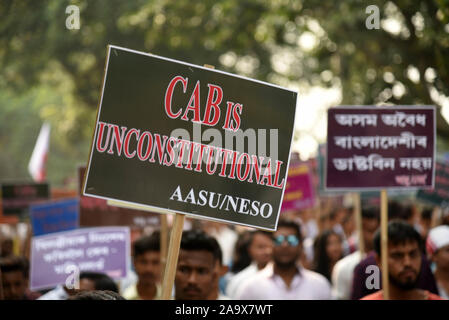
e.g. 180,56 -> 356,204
68,290 -> 125,300
313,230 -> 343,281
421,208 -> 433,220
388,201 -> 413,221
230,230 -> 273,273
361,207 -> 380,220
250,230 -> 273,248
133,230 -> 160,257
0,256 -> 28,277
276,219 -> 302,243
79,271 -> 119,293
329,209 -> 339,221
230,231 -> 252,273
180,229 -> 222,264
252,230 -> 274,240
373,221 -> 423,256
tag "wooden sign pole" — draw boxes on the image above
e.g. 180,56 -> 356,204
160,63 -> 215,300
160,213 -> 185,300
353,192 -> 365,255
160,214 -> 169,281
22,222 -> 32,260
380,189 -> 389,300
12,224 -> 20,256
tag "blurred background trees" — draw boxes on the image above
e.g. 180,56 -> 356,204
1,0 -> 449,186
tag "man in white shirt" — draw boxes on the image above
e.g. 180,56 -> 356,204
236,219 -> 331,300
331,207 -> 379,299
123,231 -> 161,300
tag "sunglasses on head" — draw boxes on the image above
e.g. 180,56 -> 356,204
273,235 -> 299,247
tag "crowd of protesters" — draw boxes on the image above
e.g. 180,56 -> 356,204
1,197 -> 448,300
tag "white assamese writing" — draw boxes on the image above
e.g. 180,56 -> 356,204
334,132 -> 427,150
381,112 -> 426,127
333,154 -> 432,172
333,154 -> 395,171
334,114 -> 377,127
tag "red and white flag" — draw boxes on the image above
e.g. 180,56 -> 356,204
28,122 -> 50,182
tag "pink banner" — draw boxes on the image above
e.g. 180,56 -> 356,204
281,162 -> 316,211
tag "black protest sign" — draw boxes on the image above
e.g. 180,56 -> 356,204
78,166 -> 160,228
1,182 -> 49,218
83,45 -> 297,231
326,106 -> 436,190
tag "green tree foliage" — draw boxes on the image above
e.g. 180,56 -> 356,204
0,0 -> 448,185
300,0 -> 449,138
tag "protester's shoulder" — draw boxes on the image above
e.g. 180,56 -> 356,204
354,252 -> 376,271
234,268 -> 271,299
427,291 -> 445,300
37,292 -> 53,300
243,266 -> 271,286
360,291 -> 383,300
37,286 -> 68,300
332,253 -> 362,296
122,284 -> 139,300
344,251 -> 363,264
361,291 -> 445,300
235,264 -> 257,278
226,265 -> 257,294
334,251 -> 361,271
302,269 -> 331,288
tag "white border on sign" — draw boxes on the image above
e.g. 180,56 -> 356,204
274,102 -> 298,230
108,44 -> 298,93
324,105 -> 437,192
83,45 -> 298,232
83,45 -> 112,211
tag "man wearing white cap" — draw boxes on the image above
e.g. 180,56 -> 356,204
426,225 -> 449,299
